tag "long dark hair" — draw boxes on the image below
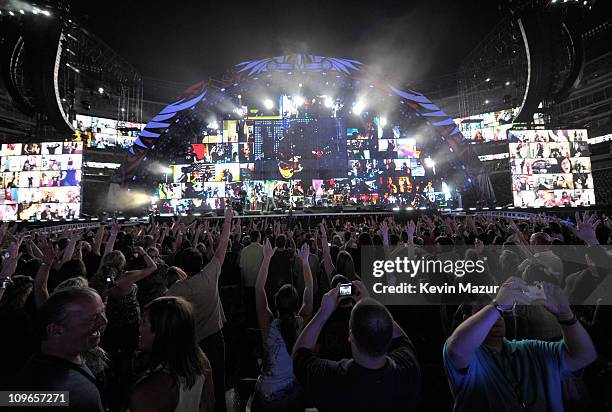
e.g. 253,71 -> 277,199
144,297 -> 207,389
274,284 -> 299,351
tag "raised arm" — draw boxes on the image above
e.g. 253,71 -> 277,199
380,219 -> 390,259
191,222 -> 203,249
104,220 -> 120,256
255,239 -> 276,336
0,237 -> 22,302
293,286 -> 339,355
541,283 -> 598,372
92,224 -> 105,256
34,238 -> 58,307
115,246 -> 158,291
297,242 -> 314,322
446,277 -> 530,370
214,206 -> 233,265
60,231 -> 80,266
319,221 -> 335,277
406,220 -> 416,259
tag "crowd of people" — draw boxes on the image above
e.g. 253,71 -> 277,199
0,209 -> 610,411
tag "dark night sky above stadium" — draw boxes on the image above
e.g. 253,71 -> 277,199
72,0 -> 502,87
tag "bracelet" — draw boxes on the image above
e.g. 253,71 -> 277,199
491,301 -> 504,316
558,313 -> 578,326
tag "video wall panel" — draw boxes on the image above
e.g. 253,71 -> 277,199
73,114 -> 145,149
156,115 -> 450,214
0,142 -> 83,221
508,129 -> 595,207
454,109 -> 516,143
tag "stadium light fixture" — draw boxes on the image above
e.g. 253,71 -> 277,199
323,96 -> 334,108
42,10 -> 51,16
9,11 -> 14,16
263,99 -> 274,110
19,9 -> 24,14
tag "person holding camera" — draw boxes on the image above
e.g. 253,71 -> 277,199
444,276 -> 597,411
292,281 -> 421,412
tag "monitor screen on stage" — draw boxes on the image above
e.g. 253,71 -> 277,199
155,114 -> 450,214
0,142 -> 83,221
508,129 -> 595,207
454,109 -> 516,143
73,114 -> 145,149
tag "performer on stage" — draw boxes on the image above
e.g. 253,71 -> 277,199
306,186 -> 315,207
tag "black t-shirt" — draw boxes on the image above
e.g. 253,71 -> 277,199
316,306 -> 352,361
13,353 -> 104,412
294,336 -> 421,412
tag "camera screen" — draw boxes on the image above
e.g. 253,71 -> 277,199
339,283 -> 352,296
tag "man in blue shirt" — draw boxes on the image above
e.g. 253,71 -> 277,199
444,276 -> 597,411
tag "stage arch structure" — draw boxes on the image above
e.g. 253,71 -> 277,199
119,54 -> 495,208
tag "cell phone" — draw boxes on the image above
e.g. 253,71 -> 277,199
3,251 -> 10,259
339,283 -> 353,297
524,283 -> 546,302
105,276 -> 116,287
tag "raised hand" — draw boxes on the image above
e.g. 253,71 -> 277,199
352,280 -> 370,303
380,220 -> 389,240
110,219 -> 120,237
39,238 -> 58,265
540,282 -> 573,321
319,286 -> 340,318
298,242 -> 310,263
319,221 -> 328,240
573,211 -> 600,245
494,276 -> 531,310
407,220 -> 416,239
262,238 -> 276,259
224,205 -> 234,224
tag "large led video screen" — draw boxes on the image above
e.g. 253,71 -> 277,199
508,129 -> 595,207
155,115 -> 449,214
73,114 -> 145,149
0,142 -> 83,221
454,109 -> 516,143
